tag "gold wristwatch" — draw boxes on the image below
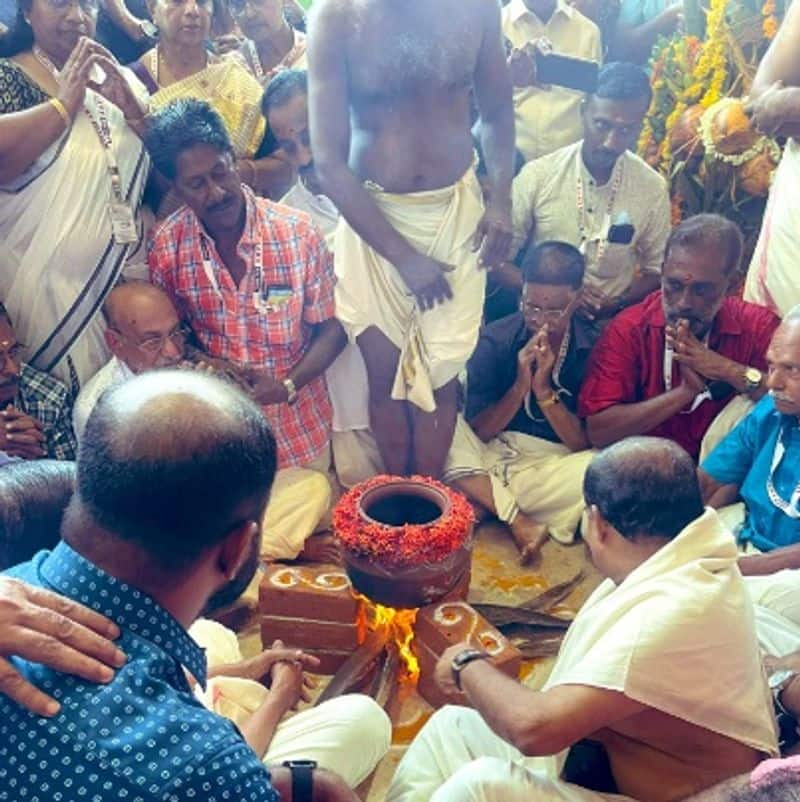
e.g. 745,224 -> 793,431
743,367 -> 763,395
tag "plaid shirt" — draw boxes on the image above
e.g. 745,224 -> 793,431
16,363 -> 77,461
148,187 -> 335,468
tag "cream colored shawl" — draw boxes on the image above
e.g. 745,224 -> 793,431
544,509 -> 778,766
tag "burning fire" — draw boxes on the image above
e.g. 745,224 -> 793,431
359,596 -> 420,681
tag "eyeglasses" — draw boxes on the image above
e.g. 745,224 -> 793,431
520,302 -> 571,321
115,323 -> 190,354
44,0 -> 99,14
0,343 -> 24,367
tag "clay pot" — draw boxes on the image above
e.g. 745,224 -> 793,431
670,104 -> 705,165
707,99 -> 759,156
342,480 -> 473,609
736,149 -> 778,196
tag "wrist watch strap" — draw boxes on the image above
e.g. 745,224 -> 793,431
283,760 -> 316,802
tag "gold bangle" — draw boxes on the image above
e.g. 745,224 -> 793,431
49,97 -> 72,130
537,392 -> 559,409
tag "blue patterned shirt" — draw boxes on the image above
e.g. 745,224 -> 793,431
0,542 -> 279,802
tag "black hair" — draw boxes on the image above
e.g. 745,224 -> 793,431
143,98 -> 233,181
0,460 -> 75,570
665,213 -> 744,276
261,68 -> 307,118
594,61 -> 652,108
0,0 -> 34,58
76,372 -> 277,571
732,772 -> 800,802
583,437 -> 705,541
521,241 -> 585,289
0,302 -> 10,326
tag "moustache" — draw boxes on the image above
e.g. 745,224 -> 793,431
207,196 -> 234,214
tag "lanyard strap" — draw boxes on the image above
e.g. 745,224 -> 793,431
245,40 -> 265,82
199,228 -> 266,303
766,426 -> 800,519
576,150 -> 623,267
523,326 -> 572,422
663,334 -> 712,413
34,46 -> 125,204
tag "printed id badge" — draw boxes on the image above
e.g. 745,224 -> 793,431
264,285 -> 293,310
108,202 -> 139,244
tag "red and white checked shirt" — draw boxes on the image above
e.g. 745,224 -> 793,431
148,186 -> 335,468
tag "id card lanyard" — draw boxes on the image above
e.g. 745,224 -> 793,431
33,46 -> 137,244
199,231 -> 268,312
663,334 -> 712,413
576,150 -> 623,268
766,426 -> 800,519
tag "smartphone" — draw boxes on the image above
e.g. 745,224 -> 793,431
535,51 -> 599,93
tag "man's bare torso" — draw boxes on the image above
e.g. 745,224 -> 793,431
313,0 -> 490,192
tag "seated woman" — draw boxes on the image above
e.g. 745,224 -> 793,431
232,0 -> 305,85
131,0 -> 290,200
0,0 -> 150,389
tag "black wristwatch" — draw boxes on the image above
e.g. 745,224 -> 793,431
282,759 -> 317,802
451,648 -> 491,691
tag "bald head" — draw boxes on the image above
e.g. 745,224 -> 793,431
76,371 -> 276,570
583,437 -> 704,540
766,305 -> 800,418
103,281 -> 185,373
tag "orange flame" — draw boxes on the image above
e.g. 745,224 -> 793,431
357,594 -> 420,681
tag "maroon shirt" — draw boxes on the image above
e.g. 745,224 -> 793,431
578,291 -> 780,459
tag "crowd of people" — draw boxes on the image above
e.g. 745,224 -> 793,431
0,0 -> 799,799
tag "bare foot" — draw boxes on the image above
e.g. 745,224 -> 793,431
510,513 -> 548,566
297,533 -> 342,565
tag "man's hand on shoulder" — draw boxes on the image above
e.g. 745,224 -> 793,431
0,407 -> 46,460
0,577 -> 125,716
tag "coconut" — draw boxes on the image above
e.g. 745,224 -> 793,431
736,149 -> 778,196
669,104 -> 705,164
706,99 -> 759,156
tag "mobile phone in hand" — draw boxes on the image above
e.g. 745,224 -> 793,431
535,50 -> 599,93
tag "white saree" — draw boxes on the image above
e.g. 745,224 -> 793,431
0,79 -> 149,388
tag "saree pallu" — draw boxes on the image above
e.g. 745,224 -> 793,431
146,59 -> 265,158
0,84 -> 149,388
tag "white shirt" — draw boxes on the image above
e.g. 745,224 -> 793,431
510,140 -> 671,299
72,356 -> 134,440
502,0 -> 602,161
281,180 -> 340,251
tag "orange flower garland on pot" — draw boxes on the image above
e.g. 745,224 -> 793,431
333,475 -> 475,609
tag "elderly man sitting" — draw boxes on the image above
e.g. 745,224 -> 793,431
73,281 -> 336,566
0,302 -> 75,463
699,304 -> 800,570
388,438 -> 778,802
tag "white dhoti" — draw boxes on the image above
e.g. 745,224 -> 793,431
699,395 -> 754,464
389,511 -> 778,802
260,447 -> 333,561
744,139 -> 800,318
189,619 -> 391,788
388,706 -> 633,802
444,416 -> 594,543
334,167 -> 486,412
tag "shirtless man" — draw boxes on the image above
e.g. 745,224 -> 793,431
307,0 -> 515,478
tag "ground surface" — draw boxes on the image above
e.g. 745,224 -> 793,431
230,520 -> 601,800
